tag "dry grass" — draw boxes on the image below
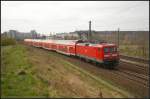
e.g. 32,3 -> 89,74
25,45 -> 132,98
1,44 -> 133,98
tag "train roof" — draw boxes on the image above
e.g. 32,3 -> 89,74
53,40 -> 78,45
30,39 -> 79,45
77,42 -> 116,48
24,39 -> 117,47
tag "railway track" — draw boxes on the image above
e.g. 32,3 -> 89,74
26,45 -> 149,97
120,54 -> 149,64
118,54 -> 149,76
118,61 -> 149,76
120,59 -> 149,72
114,69 -> 149,88
120,69 -> 148,81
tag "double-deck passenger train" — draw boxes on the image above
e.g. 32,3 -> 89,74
24,39 -> 119,69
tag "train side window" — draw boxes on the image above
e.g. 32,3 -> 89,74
70,47 -> 73,49
85,43 -> 89,46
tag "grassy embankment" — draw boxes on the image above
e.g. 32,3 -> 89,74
119,45 -> 149,59
1,44 -> 133,98
1,37 -> 16,46
1,45 -> 48,97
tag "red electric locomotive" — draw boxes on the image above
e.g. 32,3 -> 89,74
24,39 -> 119,68
75,40 -> 119,68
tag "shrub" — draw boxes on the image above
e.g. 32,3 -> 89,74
1,37 -> 16,46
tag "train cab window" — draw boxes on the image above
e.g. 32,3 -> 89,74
110,47 -> 114,52
104,48 -> 109,53
114,47 -> 117,52
110,47 -> 117,52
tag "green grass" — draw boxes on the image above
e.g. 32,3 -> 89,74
1,45 -> 49,98
1,37 -> 16,46
1,44 -> 134,98
119,45 -> 149,59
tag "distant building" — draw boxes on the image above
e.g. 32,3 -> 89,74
30,30 -> 38,39
68,32 -> 78,37
55,33 -> 68,40
7,30 -> 18,38
2,30 -> 40,40
70,30 -> 96,40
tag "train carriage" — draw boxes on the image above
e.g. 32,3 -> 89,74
26,39 -> 33,46
24,39 -> 31,45
54,40 -> 77,55
24,39 -> 119,68
35,39 -> 42,47
38,40 -> 44,48
41,40 -> 51,50
32,39 -> 37,47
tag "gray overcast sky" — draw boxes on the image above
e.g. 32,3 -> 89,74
1,1 -> 149,34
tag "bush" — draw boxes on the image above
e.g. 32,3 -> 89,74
1,37 -> 16,46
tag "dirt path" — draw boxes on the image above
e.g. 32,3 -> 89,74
25,45 -> 133,98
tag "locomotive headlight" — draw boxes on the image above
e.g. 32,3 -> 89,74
104,55 -> 110,57
112,54 -> 117,56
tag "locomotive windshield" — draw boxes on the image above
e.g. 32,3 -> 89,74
104,47 -> 117,53
110,47 -> 117,52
